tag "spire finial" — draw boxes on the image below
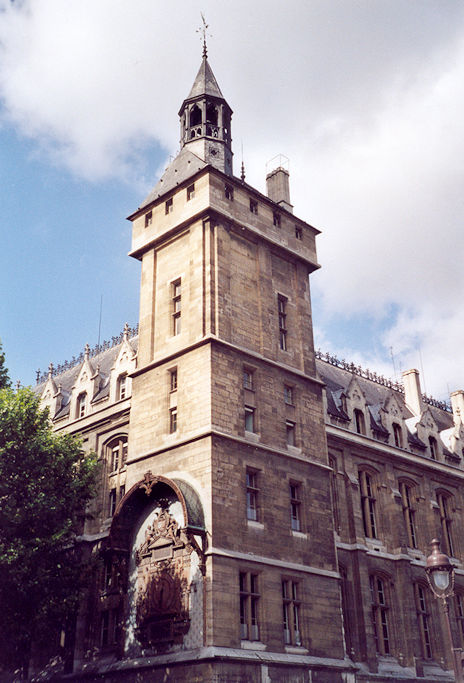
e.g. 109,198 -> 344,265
84,343 -> 90,359
197,13 -> 210,58
48,362 -> 54,378
240,142 -> 246,181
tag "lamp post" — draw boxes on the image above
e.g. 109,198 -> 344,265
425,538 -> 463,682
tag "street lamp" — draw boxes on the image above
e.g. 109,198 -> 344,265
425,538 -> 463,682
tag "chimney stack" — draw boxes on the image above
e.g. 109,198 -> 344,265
402,369 -> 423,417
266,155 -> 293,213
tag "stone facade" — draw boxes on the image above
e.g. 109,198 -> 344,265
33,52 -> 464,683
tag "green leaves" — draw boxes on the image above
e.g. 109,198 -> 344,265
0,386 -> 98,673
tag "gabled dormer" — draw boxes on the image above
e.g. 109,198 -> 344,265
71,344 -> 97,420
110,324 -> 137,403
345,376 -> 370,436
40,363 -> 58,416
381,394 -> 407,449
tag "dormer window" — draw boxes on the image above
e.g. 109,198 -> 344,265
354,409 -> 366,435
429,436 -> 438,460
77,392 -> 86,419
392,422 -> 403,448
144,210 -> 152,228
118,374 -> 127,401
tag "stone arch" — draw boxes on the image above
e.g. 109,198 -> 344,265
103,472 -> 206,657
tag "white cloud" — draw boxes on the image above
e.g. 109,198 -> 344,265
1,0 -> 464,397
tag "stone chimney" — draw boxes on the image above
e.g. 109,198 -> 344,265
402,369 -> 423,416
266,156 -> 293,213
450,390 -> 464,426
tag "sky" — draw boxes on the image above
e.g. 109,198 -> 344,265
1,0 -> 463,401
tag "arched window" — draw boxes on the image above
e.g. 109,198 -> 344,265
400,481 -> 417,548
76,392 -> 86,419
429,436 -> 438,460
392,422 -> 403,448
370,575 -> 391,654
359,469 -> 377,539
107,436 -> 128,473
354,409 -> 366,435
414,583 -> 432,659
189,104 -> 202,127
206,102 -> 218,125
437,492 -> 454,557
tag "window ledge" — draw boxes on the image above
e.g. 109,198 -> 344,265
245,431 -> 260,442
287,445 -> 302,455
291,530 -> 307,539
241,640 -> 266,650
285,645 -> 308,654
247,520 -> 264,530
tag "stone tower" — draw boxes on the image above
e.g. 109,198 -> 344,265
108,51 -> 347,681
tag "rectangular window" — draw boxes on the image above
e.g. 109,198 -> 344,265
243,368 -> 254,390
437,493 -> 454,557
415,584 -> 432,659
109,489 -> 117,517
393,422 -> 403,448
170,368 -> 178,391
286,420 -> 296,447
456,594 -> 464,647
169,407 -> 177,433
245,405 -> 255,433
359,470 -> 377,539
400,482 -> 417,548
172,279 -> 181,335
77,393 -> 86,418
119,484 -> 125,501
144,210 -> 152,228
240,572 -> 260,641
290,483 -> 301,531
278,295 -> 288,351
118,374 -> 127,401
284,385 -> 293,405
370,576 -> 390,655
249,198 -> 258,214
187,183 -> 195,200
101,610 -> 110,647
246,469 -> 259,521
165,197 -> 173,214
282,580 -> 302,646
122,441 -> 128,467
273,211 -> 281,227
225,184 -> 234,200
111,445 -> 119,472
295,225 -> 302,240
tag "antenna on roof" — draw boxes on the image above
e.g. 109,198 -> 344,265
97,294 -> 103,348
418,344 -> 427,396
390,346 -> 397,379
240,141 -> 246,181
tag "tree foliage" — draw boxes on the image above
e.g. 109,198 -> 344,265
0,339 -> 10,389
0,387 -> 98,676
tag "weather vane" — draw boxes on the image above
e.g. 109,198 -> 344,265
197,13 -> 211,58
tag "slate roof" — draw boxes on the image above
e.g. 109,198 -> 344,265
184,55 -> 225,101
35,337 -> 138,417
139,148 -> 207,210
316,358 -> 454,434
